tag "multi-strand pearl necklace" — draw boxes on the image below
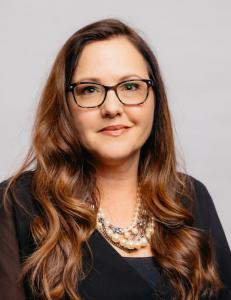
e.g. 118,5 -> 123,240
96,186 -> 155,253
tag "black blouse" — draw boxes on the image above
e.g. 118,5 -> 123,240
0,171 -> 230,300
123,256 -> 161,290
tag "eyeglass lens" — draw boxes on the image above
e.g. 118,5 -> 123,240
73,80 -> 149,107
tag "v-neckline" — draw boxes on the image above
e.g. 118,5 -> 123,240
94,228 -> 154,259
92,229 -> 163,277
78,228 -> 174,300
91,229 -> 161,286
88,229 -> 173,298
78,229 -> 156,298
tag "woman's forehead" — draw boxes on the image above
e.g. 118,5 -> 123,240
72,38 -> 149,83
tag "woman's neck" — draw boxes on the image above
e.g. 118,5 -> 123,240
95,156 -> 139,227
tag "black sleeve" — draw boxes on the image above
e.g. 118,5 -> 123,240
191,177 -> 231,298
0,180 -> 26,300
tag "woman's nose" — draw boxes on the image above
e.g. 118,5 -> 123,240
100,89 -> 123,118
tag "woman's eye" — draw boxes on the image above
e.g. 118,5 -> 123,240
76,85 -> 101,96
82,86 -> 97,94
124,83 -> 138,90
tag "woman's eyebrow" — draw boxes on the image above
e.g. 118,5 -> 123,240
76,74 -> 143,83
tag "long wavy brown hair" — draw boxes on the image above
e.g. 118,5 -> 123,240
3,18 -> 223,300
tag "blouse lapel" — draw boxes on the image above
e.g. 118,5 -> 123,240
78,229 -> 162,300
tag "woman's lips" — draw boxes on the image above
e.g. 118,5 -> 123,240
100,127 -> 129,136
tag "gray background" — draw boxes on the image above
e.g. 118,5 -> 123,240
0,0 -> 230,245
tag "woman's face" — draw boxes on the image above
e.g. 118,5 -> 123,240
68,37 -> 155,166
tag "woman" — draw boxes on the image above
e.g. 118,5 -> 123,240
0,18 -> 230,300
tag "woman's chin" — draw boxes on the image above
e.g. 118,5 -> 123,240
92,148 -> 140,166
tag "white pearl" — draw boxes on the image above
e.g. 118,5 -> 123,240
127,240 -> 134,249
97,223 -> 103,229
131,227 -> 138,234
145,231 -> 151,240
112,234 -> 120,242
149,227 -> 154,233
120,238 -> 127,246
134,241 -> 142,249
124,231 -> 130,238
140,237 -> 148,246
107,228 -> 113,236
105,220 -> 110,226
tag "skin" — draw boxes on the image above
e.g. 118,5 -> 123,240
68,37 -> 155,256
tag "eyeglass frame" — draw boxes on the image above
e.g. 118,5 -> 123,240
67,78 -> 155,108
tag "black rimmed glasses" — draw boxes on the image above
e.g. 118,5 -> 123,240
67,79 -> 154,108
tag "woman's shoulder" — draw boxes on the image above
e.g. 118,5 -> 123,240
0,170 -> 38,215
0,170 -> 41,260
179,171 -> 212,197
178,172 -> 219,230
0,170 -> 34,191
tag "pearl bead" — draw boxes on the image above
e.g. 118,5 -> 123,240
112,234 -> 120,242
107,228 -> 113,236
105,220 -> 110,226
120,238 -> 127,246
146,227 -> 153,233
124,241 -> 130,249
124,231 -> 130,238
145,231 -> 151,239
134,241 -> 142,249
149,227 -> 154,233
127,240 -> 134,249
131,227 -> 138,234
97,223 -> 103,229
140,237 -> 148,246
